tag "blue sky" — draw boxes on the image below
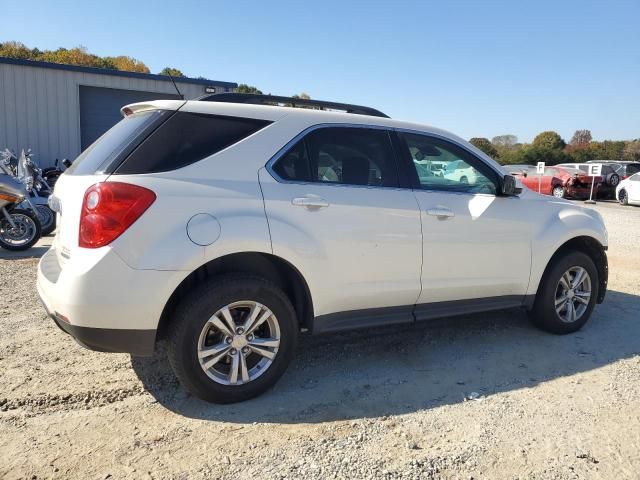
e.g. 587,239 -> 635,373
2,0 -> 639,142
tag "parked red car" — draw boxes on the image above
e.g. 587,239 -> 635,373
507,165 -> 601,199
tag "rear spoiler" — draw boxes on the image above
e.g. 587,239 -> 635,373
120,100 -> 186,117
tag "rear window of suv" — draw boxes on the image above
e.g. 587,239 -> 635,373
67,110 -> 271,175
115,112 -> 271,174
67,109 -> 171,175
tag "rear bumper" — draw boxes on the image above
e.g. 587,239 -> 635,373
37,245 -> 184,356
43,302 -> 156,356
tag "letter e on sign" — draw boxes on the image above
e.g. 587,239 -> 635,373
536,162 -> 545,174
589,164 -> 602,176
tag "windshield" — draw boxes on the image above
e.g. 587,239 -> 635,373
66,109 -> 171,175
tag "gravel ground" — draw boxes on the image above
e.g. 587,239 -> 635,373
1,201 -> 639,479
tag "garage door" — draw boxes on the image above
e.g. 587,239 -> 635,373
79,86 -> 180,150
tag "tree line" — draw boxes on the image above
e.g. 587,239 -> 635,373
470,130 -> 640,165
0,41 -> 185,78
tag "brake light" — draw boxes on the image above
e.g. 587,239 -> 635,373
79,182 -> 156,248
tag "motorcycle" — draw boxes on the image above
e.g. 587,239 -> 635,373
15,149 -> 56,235
0,168 -> 42,251
42,157 -> 71,189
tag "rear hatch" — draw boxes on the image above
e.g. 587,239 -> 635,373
50,101 -> 183,267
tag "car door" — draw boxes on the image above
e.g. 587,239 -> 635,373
259,126 -> 423,332
628,173 -> 640,202
395,131 -> 532,318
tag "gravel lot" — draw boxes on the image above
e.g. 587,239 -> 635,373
1,201 -> 639,479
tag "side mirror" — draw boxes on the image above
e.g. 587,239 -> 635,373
501,174 -> 521,196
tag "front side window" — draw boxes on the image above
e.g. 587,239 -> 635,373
272,127 -> 398,187
630,173 -> 640,182
400,133 -> 497,194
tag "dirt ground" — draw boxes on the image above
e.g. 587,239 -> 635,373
1,201 -> 639,480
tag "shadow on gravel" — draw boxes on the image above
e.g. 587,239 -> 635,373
132,289 -> 640,424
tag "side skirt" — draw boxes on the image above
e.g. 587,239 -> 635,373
312,295 -> 529,335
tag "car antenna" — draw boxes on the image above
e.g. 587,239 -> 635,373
165,72 -> 184,100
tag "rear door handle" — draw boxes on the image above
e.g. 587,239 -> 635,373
292,195 -> 329,208
426,207 -> 455,219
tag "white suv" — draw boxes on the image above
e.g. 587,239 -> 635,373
37,94 -> 608,403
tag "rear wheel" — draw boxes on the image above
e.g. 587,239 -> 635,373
0,208 -> 41,251
167,274 -> 298,403
618,189 -> 628,205
528,252 -> 598,334
552,186 -> 565,198
35,205 -> 56,235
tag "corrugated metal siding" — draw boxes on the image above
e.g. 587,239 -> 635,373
0,63 -> 230,167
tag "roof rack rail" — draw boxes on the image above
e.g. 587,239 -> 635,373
196,93 -> 389,118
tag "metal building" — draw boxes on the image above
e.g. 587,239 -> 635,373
0,57 -> 237,167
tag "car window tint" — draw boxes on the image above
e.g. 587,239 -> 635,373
627,164 -> 640,176
116,112 -> 271,174
401,133 -> 497,194
273,127 -> 398,187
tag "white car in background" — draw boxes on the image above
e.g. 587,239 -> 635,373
616,172 -> 640,205
443,159 -> 480,184
37,93 -> 609,403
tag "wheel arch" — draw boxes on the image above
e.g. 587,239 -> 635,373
534,236 -> 608,306
157,252 -> 314,340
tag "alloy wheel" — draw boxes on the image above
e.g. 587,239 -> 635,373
554,266 -> 591,323
0,214 -> 37,246
197,301 -> 281,385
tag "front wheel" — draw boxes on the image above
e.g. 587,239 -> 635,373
552,186 -> 565,198
528,252 -> 598,334
167,275 -> 298,403
618,189 -> 628,205
0,208 -> 42,251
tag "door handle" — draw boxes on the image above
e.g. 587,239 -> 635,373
292,196 -> 329,208
426,207 -> 455,219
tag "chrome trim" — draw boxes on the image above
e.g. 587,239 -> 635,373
264,122 -> 507,192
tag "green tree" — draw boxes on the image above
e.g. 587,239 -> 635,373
532,131 -> 566,150
0,41 -> 34,59
236,84 -> 263,94
292,92 -> 311,99
588,140 -> 625,160
623,140 -> 640,161
469,137 -> 498,158
159,67 -> 184,77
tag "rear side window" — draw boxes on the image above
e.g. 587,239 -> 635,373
272,127 -> 399,187
627,164 -> 640,176
67,110 -> 171,175
115,112 -> 271,174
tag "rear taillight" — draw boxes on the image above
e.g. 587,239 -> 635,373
79,182 -> 156,248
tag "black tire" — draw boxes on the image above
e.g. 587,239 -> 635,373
552,186 -> 565,198
0,208 -> 42,251
618,189 -> 628,205
167,274 -> 298,403
36,205 -> 56,235
528,251 -> 598,334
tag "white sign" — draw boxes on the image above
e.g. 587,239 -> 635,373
536,162 -> 545,174
588,163 -> 602,176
